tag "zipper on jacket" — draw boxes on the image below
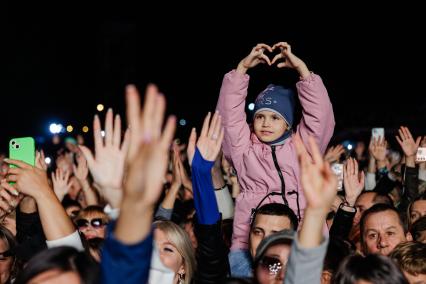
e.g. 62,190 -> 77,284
271,146 -> 289,207
271,146 -> 301,221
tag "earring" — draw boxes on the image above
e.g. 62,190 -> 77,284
178,273 -> 184,284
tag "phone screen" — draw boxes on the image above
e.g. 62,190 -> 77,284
331,163 -> 344,191
372,128 -> 384,140
416,147 -> 426,162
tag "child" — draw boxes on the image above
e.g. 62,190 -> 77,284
216,42 -> 335,275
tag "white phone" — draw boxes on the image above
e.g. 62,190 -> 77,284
416,147 -> 426,162
372,128 -> 385,141
331,163 -> 344,191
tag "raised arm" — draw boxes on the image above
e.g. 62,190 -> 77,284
187,111 -> 230,283
101,85 -> 176,284
285,135 -> 337,284
73,153 -> 98,206
217,44 -> 272,160
5,159 -> 78,244
79,109 -> 130,209
272,42 -> 335,153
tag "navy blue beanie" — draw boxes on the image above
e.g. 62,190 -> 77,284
253,84 -> 296,145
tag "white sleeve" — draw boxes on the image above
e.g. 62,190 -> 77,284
104,204 -> 120,221
46,230 -> 84,252
214,185 -> 234,219
419,168 -> 426,182
364,172 -> 376,191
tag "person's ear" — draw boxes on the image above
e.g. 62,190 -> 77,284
178,265 -> 185,275
406,231 -> 413,241
321,270 -> 332,284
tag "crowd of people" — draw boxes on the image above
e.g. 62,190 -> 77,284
0,42 -> 425,283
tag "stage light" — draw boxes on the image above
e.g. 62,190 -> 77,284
248,103 -> 255,111
347,144 -> 353,150
179,119 -> 187,126
66,125 -> 73,132
45,157 -> 52,165
82,126 -> 89,133
97,104 -> 104,112
49,123 -> 63,134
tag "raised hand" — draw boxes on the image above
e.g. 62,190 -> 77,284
324,144 -> 345,163
35,150 -> 48,171
294,134 -> 337,248
369,137 -> 387,164
187,112 -> 224,165
5,159 -> 51,199
396,126 -> 421,157
171,144 -> 183,188
238,43 -> 273,72
271,42 -> 310,78
51,168 -> 72,201
79,109 -> 130,208
343,158 -> 365,206
124,84 -> 176,206
0,179 -> 22,217
73,153 -> 89,184
294,134 -> 337,212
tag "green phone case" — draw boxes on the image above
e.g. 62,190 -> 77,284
9,137 -> 36,167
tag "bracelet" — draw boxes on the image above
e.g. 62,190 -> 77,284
339,202 -> 357,213
215,184 -> 228,191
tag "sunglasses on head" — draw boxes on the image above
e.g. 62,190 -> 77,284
258,256 -> 283,276
75,218 -> 107,229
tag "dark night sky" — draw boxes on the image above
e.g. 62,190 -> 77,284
1,4 -> 425,152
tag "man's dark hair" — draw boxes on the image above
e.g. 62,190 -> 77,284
373,193 -> 393,206
333,254 -> 408,284
14,247 -> 99,284
251,203 -> 298,231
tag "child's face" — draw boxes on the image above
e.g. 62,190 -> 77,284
254,110 -> 288,143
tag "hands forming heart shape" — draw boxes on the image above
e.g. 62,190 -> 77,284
240,42 -> 306,70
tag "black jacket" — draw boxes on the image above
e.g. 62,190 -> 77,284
193,217 -> 230,284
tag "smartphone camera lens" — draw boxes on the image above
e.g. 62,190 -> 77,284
16,144 -> 20,149
11,141 -> 15,145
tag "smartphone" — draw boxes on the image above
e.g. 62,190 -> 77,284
417,147 -> 426,162
9,137 -> 36,167
372,128 -> 385,141
331,163 -> 344,191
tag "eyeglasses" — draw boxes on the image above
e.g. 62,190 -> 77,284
258,256 -> 284,276
75,218 -> 108,229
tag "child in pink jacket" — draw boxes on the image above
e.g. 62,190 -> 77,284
216,42 -> 335,255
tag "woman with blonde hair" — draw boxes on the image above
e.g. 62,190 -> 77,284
154,220 -> 196,284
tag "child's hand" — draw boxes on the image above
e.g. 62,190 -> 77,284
271,42 -> 310,78
237,44 -> 272,74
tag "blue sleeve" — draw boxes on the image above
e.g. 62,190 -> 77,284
191,148 -> 220,225
101,222 -> 153,284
